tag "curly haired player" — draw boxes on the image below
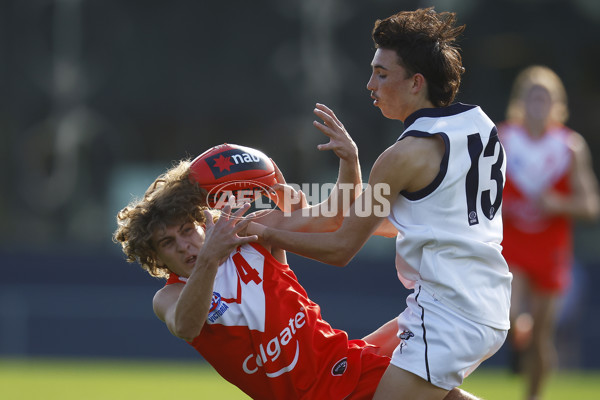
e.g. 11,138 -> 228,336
114,104 -> 480,399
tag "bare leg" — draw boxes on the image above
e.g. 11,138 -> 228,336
443,388 -> 482,400
372,365 -> 483,400
372,364 -> 449,400
527,292 -> 559,400
509,270 -> 532,373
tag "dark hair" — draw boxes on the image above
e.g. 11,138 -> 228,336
372,7 -> 466,107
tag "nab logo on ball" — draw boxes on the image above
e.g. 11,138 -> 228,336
189,144 -> 278,211
206,149 -> 270,179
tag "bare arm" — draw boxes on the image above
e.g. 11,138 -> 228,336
247,103 -> 364,262
362,317 -> 401,357
152,260 -> 218,342
251,134 -> 444,266
270,104 -> 362,219
312,103 -> 362,216
153,205 -> 257,341
373,218 -> 399,238
540,132 -> 600,220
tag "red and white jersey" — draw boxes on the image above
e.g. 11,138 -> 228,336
499,122 -> 574,275
166,243 -> 382,399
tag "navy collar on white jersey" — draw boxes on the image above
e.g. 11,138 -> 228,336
403,103 -> 478,129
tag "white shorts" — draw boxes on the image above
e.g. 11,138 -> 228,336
390,285 -> 507,390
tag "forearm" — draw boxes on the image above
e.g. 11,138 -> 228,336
172,257 -> 219,340
362,318 -> 400,357
568,196 -> 599,220
311,103 -> 362,217
309,156 -> 362,231
261,225 -> 358,266
563,134 -> 600,220
275,156 -> 362,233
253,193 -> 387,265
332,155 -> 362,208
541,192 -> 600,220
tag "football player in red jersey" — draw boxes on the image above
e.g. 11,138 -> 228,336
499,65 -> 600,400
113,104 -> 479,399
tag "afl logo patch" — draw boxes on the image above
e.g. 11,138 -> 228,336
207,292 -> 229,323
209,292 -> 221,313
331,357 -> 347,376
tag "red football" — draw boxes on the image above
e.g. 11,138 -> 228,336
189,143 -> 276,207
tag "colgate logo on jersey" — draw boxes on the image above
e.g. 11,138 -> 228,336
242,309 -> 306,378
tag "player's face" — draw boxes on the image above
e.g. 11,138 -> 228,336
152,221 -> 206,278
367,48 -> 416,121
524,84 -> 552,123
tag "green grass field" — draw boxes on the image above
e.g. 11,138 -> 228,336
1,357 -> 599,399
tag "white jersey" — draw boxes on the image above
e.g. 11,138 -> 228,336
388,103 -> 511,329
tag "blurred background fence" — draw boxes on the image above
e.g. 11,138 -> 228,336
1,0 -> 600,369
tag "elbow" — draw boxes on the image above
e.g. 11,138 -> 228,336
321,213 -> 344,232
590,201 -> 600,221
580,200 -> 600,222
172,318 -> 204,342
330,257 -> 352,267
332,252 -> 353,267
322,244 -> 355,267
174,325 -> 203,342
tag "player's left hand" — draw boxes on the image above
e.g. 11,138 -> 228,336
313,103 -> 358,162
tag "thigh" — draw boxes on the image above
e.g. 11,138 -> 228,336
510,268 -> 530,319
346,349 -> 391,400
373,364 -> 448,400
531,292 -> 561,337
389,286 -> 507,390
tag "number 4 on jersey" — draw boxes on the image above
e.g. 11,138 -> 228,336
232,252 -> 262,285
465,127 -> 504,226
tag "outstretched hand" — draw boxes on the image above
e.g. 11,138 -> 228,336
266,159 -> 309,213
313,103 -> 358,162
200,203 -> 258,265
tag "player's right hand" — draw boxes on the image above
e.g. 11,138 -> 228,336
200,202 -> 258,265
313,103 -> 358,162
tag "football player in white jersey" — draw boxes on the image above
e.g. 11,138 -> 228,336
247,7 -> 510,400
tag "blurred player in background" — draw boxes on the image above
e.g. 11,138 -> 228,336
247,7 -> 510,400
112,112 -> 479,399
498,65 -> 600,400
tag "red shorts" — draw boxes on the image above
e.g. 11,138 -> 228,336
502,224 -> 572,293
345,348 -> 390,399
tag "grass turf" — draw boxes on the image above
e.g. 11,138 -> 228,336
2,358 -> 599,399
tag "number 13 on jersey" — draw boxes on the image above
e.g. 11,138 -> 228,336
465,127 -> 504,226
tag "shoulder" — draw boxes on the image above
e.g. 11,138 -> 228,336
152,283 -> 184,321
497,121 -> 517,135
565,130 -> 595,172
388,134 -> 445,169
370,137 -> 444,193
566,130 -> 590,154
